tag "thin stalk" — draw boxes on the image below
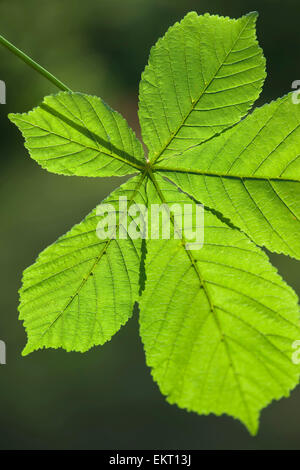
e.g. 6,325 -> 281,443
0,34 -> 72,92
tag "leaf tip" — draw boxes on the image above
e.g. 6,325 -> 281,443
21,342 -> 35,357
248,10 -> 259,17
246,419 -> 259,436
244,11 -> 259,23
8,112 -> 17,123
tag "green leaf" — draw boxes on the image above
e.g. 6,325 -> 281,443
157,94 -> 300,259
9,92 -> 145,177
19,175 -> 146,355
140,174 -> 300,435
6,10 -> 300,434
139,11 -> 266,161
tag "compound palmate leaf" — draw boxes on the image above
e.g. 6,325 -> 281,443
8,10 -> 300,434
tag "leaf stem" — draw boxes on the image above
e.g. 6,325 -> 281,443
0,34 -> 72,92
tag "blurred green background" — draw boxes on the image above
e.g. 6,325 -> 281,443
1,0 -> 300,450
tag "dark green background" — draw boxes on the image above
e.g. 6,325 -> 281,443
1,0 -> 300,450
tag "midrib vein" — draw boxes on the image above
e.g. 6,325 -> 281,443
14,116 -> 145,171
155,166 -> 300,183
